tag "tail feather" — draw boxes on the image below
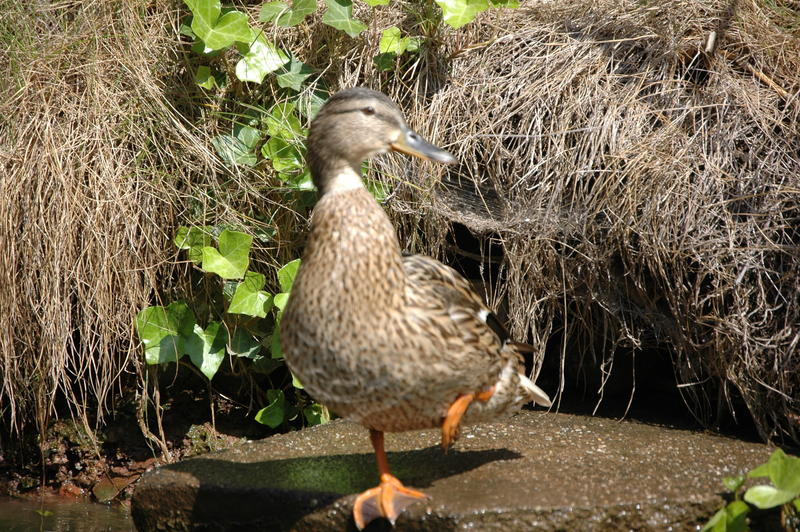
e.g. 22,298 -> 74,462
519,374 -> 552,407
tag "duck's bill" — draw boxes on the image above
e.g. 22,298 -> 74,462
390,128 -> 456,164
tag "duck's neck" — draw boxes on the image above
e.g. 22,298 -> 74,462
302,172 -> 406,311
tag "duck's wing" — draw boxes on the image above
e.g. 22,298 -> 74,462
401,254 -> 520,361
401,254 -> 551,408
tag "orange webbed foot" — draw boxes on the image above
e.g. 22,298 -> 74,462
441,386 -> 495,451
352,473 -> 429,530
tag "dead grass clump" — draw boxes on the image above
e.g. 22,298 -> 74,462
373,0 -> 799,444
0,0 -> 242,440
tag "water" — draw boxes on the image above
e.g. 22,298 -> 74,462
0,496 -> 134,532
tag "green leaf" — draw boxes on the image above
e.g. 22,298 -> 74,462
229,328 -> 263,358
259,1 -> 289,22
767,449 -> 800,493
278,259 -> 301,292
748,461 -> 770,478
276,56 -> 315,91
235,125 -> 262,150
185,321 -> 227,380
261,0 -> 317,26
434,0 -> 488,29
744,485 -> 797,509
228,271 -> 273,317
252,355 -> 283,374
280,167 -> 315,190
373,52 -> 395,71
273,292 -> 290,310
270,324 -> 284,358
211,134 -> 257,167
291,372 -> 304,389
185,0 -> 251,51
303,403 -> 330,425
365,178 -> 390,202
362,0 -> 389,5
322,0 -> 366,38
135,302 -> 196,365
201,229 -> 252,279
254,389 -> 288,428
35,509 -> 54,517
379,27 -> 407,55
195,65 -> 215,89
262,137 -> 304,173
295,88 -> 329,120
794,498 -> 800,512
235,38 -> 289,83
701,501 -> 750,532
723,475 -> 746,493
174,225 -> 214,263
265,102 -> 304,140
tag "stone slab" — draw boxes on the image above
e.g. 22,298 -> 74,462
131,411 -> 773,531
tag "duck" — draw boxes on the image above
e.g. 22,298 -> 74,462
280,87 -> 551,530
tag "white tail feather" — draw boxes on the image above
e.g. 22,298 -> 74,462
520,374 -> 552,407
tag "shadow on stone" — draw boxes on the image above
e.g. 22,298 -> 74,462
133,443 -> 520,531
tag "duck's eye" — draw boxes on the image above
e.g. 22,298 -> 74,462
362,106 -> 375,116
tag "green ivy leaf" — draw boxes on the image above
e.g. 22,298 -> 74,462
228,271 -> 273,317
303,403 -> 330,426
262,137 -> 304,173
211,134 -> 257,167
291,372 -> 304,389
434,0 -> 488,29
185,321 -> 227,380
201,229 -> 252,279
701,500 -> 749,532
235,37 -> 289,83
273,293 -> 289,310
322,0 -> 366,38
195,65 -> 215,89
261,0 -> 317,26
276,55 -> 315,91
744,485 -> 797,509
174,225 -> 214,263
278,259 -> 301,292
295,88 -> 329,120
229,328 -> 263,358
265,102 -> 304,140
270,323 -> 284,359
255,389 -> 288,428
767,449 -> 800,493
723,475 -> 746,493
184,0 -> 251,51
235,125 -> 262,150
379,26 -> 407,55
259,1 -> 289,22
135,302 -> 196,365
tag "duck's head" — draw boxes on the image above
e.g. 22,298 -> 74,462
307,87 -> 456,194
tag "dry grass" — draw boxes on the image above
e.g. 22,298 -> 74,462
1,0 -> 798,453
368,0 -> 800,444
0,0 -> 282,441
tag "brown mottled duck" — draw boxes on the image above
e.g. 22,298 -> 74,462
280,88 -> 551,529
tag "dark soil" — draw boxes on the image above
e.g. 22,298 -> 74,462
0,369 -> 275,508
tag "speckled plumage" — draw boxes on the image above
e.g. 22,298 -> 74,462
281,88 -> 550,438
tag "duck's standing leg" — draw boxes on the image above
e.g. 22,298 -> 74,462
352,429 -> 429,529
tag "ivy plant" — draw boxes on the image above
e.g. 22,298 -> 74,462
136,227 -> 328,428
702,449 -> 800,532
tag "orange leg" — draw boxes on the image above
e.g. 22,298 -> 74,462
352,429 -> 429,530
441,386 -> 495,451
